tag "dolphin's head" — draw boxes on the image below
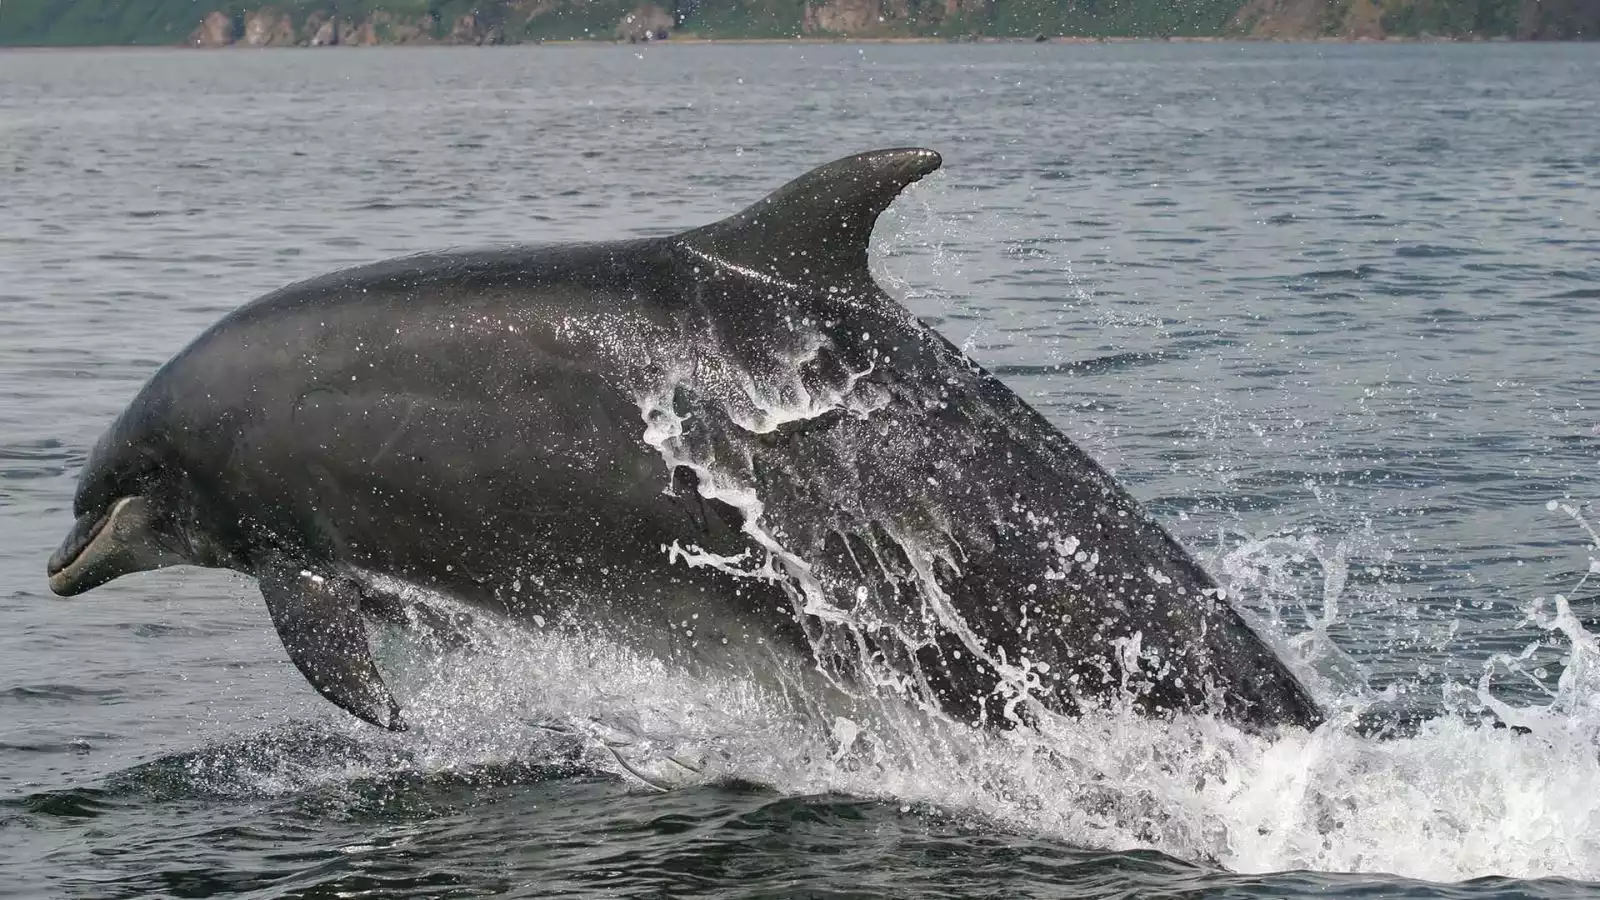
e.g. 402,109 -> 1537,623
47,420 -> 206,596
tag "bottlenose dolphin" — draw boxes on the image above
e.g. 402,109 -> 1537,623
47,149 -> 1322,733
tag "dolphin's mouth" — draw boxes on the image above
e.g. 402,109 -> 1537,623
48,500 -> 122,580
47,496 -> 168,596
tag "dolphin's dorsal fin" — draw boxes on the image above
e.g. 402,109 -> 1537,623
677,148 -> 942,290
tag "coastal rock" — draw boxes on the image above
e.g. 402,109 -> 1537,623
804,0 -> 897,34
305,12 -> 338,45
1341,0 -> 1385,38
372,10 -> 438,44
345,19 -> 381,45
802,0 -> 982,35
190,10 -> 235,46
1231,0 -> 1332,37
242,8 -> 296,46
1232,0 -> 1388,38
148,0 -> 1600,48
300,13 -> 392,46
448,13 -> 505,44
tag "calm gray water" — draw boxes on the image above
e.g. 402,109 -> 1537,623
2,42 -> 1598,898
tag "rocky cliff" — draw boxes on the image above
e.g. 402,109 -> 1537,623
186,7 -> 509,47
0,0 -> 1593,45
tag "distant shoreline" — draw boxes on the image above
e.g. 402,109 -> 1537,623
0,34 -> 1566,50
5,0 -> 1593,52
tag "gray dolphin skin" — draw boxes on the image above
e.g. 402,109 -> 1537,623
47,149 -> 1323,734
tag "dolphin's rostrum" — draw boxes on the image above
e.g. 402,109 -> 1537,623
48,149 -> 1323,734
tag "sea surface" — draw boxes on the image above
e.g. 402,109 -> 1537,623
1,41 -> 1598,898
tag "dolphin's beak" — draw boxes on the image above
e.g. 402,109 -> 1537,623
47,496 -> 182,596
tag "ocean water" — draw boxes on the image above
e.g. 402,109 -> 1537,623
1,41 -> 1598,898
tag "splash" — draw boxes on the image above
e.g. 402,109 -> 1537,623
1214,528 -> 1385,704
1187,503 -> 1600,880
363,500 -> 1600,884
354,566 -> 1600,883
122,497 -> 1600,885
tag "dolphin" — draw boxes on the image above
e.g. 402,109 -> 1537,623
47,149 -> 1323,734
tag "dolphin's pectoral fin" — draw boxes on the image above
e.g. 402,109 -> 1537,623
257,563 -> 405,731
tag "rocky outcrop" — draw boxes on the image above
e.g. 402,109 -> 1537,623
345,19 -> 380,45
804,0 -> 889,34
373,10 -> 438,43
187,7 -> 445,48
1345,0 -> 1388,37
189,10 -> 234,46
241,9 -> 296,45
801,0 -> 987,35
301,13 -> 331,44
1231,0 -> 1341,36
160,0 -> 1596,46
1232,0 -> 1396,38
448,13 -> 505,44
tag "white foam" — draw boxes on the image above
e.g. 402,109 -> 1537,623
351,532 -> 1600,885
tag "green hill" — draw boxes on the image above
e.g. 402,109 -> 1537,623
0,0 -> 1594,45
